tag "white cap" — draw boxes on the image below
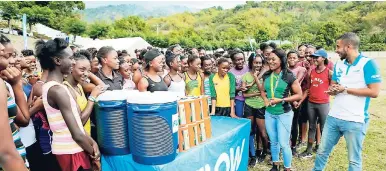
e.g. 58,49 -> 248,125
215,48 -> 225,53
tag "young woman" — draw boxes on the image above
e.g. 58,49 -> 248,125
130,58 -> 140,74
138,49 -> 168,92
201,56 -> 213,111
118,56 -> 135,90
299,50 -> 332,158
86,47 -> 100,74
261,49 -> 302,171
242,54 -> 269,165
164,52 -> 185,97
287,50 -> 307,155
180,55 -> 188,73
37,38 -> 100,171
229,50 -> 249,118
0,34 -> 32,169
95,46 -> 122,90
257,43 -> 273,79
0,38 -> 28,171
184,55 -> 204,96
64,51 -> 105,136
133,50 -> 148,87
209,58 -> 236,118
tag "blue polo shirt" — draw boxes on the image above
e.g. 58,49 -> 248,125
329,54 -> 381,123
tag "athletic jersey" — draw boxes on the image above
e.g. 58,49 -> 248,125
212,74 -> 230,107
309,67 -> 330,104
242,72 -> 265,109
144,75 -> 168,92
184,72 -> 202,96
330,55 -> 382,123
42,81 -> 85,155
166,74 -> 185,97
203,77 -> 211,105
263,70 -> 296,115
63,81 -> 91,135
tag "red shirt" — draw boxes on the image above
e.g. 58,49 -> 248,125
309,67 -> 330,104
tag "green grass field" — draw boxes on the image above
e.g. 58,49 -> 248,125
250,58 -> 386,171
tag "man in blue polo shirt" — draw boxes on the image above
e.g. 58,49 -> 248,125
313,32 -> 382,171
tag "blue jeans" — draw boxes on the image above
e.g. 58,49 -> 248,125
313,116 -> 370,171
265,110 -> 293,168
235,99 -> 244,118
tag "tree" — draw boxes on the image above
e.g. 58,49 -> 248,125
46,1 -> 85,29
314,22 -> 342,50
0,2 -> 19,33
113,16 -> 149,34
88,22 -> 110,40
20,6 -> 54,31
62,17 -> 87,42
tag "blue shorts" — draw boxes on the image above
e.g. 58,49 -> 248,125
235,99 -> 245,118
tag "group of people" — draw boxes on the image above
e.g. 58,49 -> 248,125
0,32 -> 381,171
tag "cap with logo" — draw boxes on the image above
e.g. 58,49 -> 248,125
310,49 -> 328,58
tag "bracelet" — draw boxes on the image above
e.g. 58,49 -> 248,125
88,96 -> 98,102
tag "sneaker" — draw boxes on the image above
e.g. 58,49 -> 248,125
248,157 -> 257,167
270,164 -> 279,171
291,147 -> 298,157
298,151 -> 313,159
255,149 -> 262,158
313,144 -> 319,153
257,153 -> 267,163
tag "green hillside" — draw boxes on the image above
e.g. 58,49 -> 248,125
80,4 -> 197,23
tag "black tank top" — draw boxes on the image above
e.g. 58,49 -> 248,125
145,75 -> 168,92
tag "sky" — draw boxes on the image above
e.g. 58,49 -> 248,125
84,1 -> 246,9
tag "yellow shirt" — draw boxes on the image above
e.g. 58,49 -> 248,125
212,74 -> 231,107
184,72 -> 202,96
63,81 -> 91,135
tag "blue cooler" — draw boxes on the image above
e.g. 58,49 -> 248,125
95,90 -> 130,155
127,91 -> 179,165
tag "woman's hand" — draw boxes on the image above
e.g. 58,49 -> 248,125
90,85 -> 106,98
230,111 -> 239,118
1,67 -> 22,85
270,98 -> 283,106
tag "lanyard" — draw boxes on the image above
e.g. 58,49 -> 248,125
270,72 -> 282,99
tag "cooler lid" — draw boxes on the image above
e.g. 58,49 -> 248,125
97,90 -> 135,101
127,91 -> 178,104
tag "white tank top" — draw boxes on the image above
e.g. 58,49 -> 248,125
167,74 -> 185,97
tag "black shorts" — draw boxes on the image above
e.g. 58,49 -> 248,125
215,107 -> 231,117
243,104 -> 265,119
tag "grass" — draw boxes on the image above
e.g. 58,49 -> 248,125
249,58 -> 386,171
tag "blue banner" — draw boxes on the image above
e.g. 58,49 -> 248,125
101,116 -> 251,171
22,14 -> 27,50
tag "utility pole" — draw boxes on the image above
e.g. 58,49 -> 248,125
156,24 -> 159,36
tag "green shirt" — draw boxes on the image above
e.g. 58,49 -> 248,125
263,71 -> 296,115
242,72 -> 265,109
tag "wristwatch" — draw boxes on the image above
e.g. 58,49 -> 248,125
343,86 -> 348,94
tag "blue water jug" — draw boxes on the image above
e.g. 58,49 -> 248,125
95,90 -> 130,155
127,91 -> 179,165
